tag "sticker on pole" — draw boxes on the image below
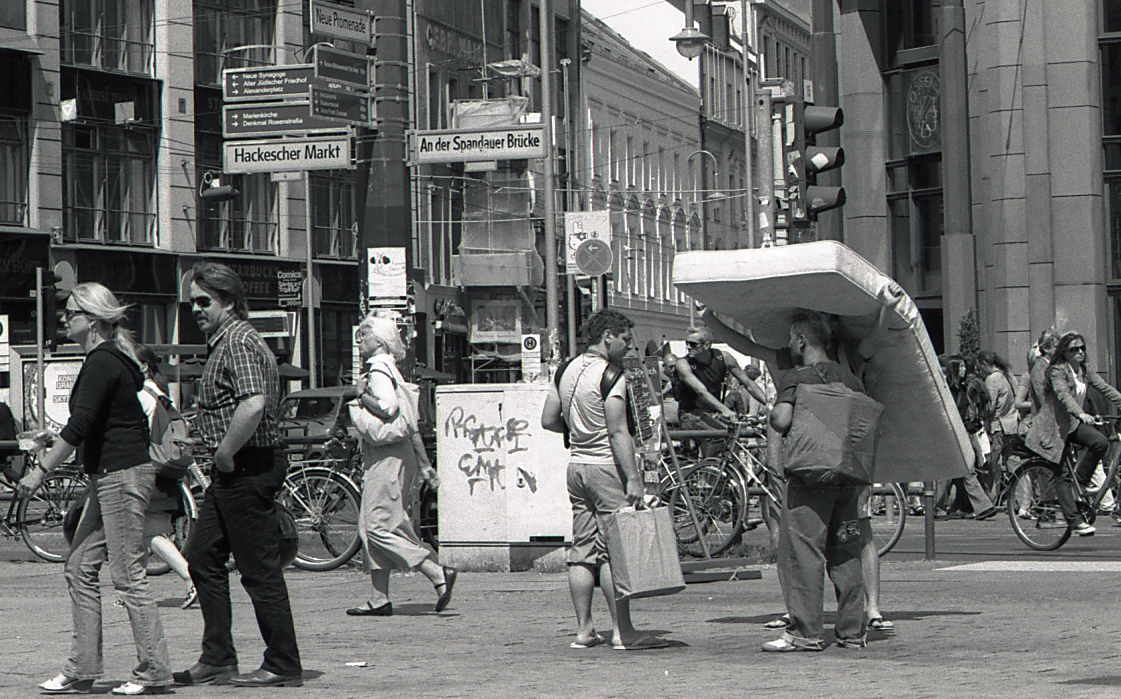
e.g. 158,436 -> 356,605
564,211 -> 610,274
574,238 -> 613,277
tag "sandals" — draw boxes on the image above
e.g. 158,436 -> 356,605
763,614 -> 791,629
868,616 -> 894,630
761,634 -> 823,652
434,566 -> 457,612
570,633 -> 608,649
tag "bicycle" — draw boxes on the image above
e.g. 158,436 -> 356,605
0,442 -> 88,562
661,419 -> 909,558
1007,416 -> 1121,551
278,439 -> 363,571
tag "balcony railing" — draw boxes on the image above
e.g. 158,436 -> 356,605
312,224 -> 359,260
62,31 -> 154,74
199,217 -> 278,254
65,207 -> 155,245
0,200 -> 26,226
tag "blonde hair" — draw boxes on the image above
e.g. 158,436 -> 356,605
358,314 -> 407,362
69,282 -> 141,367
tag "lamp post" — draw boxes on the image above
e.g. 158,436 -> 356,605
687,149 -> 719,250
670,1 -> 710,59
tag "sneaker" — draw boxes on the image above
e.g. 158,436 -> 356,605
1074,522 -> 1096,537
181,585 -> 198,610
761,633 -> 824,652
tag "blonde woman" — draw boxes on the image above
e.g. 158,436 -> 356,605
18,283 -> 171,695
346,315 -> 456,617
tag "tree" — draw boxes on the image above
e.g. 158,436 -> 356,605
957,308 -> 981,366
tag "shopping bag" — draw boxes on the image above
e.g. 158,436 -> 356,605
600,507 -> 686,601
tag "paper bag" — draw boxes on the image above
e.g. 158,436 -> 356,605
600,507 -> 686,601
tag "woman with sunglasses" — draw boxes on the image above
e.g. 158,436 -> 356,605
1026,331 -> 1121,536
17,283 -> 171,695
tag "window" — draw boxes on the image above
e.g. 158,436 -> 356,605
0,117 -> 27,224
62,0 -> 154,74
195,133 -> 277,253
63,123 -> 156,244
886,0 -> 942,64
194,0 -> 277,87
310,171 -> 358,260
0,2 -> 26,31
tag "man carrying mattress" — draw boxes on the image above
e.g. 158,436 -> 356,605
762,310 -> 870,652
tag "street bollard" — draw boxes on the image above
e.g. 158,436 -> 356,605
923,481 -> 936,560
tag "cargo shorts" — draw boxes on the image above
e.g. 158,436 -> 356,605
566,460 -> 630,567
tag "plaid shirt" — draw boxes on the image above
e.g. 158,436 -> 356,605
195,317 -> 280,450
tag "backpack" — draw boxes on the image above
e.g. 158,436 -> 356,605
142,386 -> 195,479
554,357 -> 637,448
958,376 -> 991,434
781,365 -> 884,487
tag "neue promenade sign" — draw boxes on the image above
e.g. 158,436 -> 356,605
309,0 -> 374,44
409,126 -> 546,164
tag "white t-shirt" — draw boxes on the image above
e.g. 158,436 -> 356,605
558,353 -> 627,464
138,378 -> 163,422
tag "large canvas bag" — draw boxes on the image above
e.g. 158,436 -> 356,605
783,381 -> 884,487
600,507 -> 686,601
349,359 -> 420,446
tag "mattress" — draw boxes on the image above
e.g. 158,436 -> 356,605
673,241 -> 971,483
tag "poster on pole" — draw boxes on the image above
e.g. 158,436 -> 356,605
367,247 -> 407,304
564,211 -> 611,274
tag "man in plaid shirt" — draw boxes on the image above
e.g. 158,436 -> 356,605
174,262 -> 303,688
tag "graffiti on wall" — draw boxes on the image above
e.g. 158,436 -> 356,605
443,405 -> 533,495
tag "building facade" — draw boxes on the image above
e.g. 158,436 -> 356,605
835,0 -> 1121,376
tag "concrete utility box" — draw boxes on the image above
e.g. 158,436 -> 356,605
436,383 -> 571,572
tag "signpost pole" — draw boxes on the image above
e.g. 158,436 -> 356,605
305,177 -> 318,388
539,0 -> 560,366
35,267 -> 45,429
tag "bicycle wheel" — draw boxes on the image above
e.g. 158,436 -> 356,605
19,469 -> 89,563
147,481 -> 198,577
869,483 -> 906,557
667,459 -> 746,557
1007,464 -> 1072,551
279,467 -> 362,571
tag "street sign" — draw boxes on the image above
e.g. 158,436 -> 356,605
309,0 -> 374,44
564,211 -> 611,274
409,126 -> 546,164
313,45 -> 371,88
223,64 -> 316,102
224,136 -> 353,174
310,85 -> 370,125
574,238 -> 613,277
223,101 -> 347,137
521,334 -> 542,381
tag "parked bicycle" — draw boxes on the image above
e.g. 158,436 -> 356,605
0,441 -> 88,562
1006,416 -> 1121,550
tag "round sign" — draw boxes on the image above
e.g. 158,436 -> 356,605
522,336 -> 538,352
575,238 -> 613,276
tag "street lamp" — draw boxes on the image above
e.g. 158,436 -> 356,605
670,1 -> 710,59
687,149 -> 719,249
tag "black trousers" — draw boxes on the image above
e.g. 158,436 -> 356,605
185,446 -> 301,676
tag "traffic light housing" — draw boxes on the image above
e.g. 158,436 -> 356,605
41,271 -> 70,351
794,103 -> 846,222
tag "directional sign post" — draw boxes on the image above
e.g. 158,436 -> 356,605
223,101 -> 348,138
313,46 -> 371,88
223,64 -> 316,102
310,85 -> 370,125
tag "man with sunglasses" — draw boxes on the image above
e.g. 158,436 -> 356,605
173,262 -> 303,688
674,328 -> 767,447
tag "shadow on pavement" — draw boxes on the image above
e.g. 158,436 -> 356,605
389,603 -> 461,617
709,610 -> 982,624
1057,676 -> 1121,686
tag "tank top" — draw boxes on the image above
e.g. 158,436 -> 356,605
678,348 -> 727,413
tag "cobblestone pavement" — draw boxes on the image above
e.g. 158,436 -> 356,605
3,558 -> 1121,698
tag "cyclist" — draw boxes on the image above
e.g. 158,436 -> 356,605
1025,331 -> 1121,536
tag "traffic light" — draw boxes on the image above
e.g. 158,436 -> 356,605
41,271 -> 70,351
794,104 -> 846,221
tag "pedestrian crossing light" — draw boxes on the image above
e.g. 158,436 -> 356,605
795,104 -> 846,221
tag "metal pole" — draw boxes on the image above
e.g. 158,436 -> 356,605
305,178 -> 318,388
35,267 -> 45,429
561,57 -> 577,357
923,481 -> 936,560
771,103 -> 786,245
756,90 -> 775,246
741,0 -> 755,249
539,0 -> 561,364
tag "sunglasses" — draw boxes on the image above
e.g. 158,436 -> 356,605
1069,345 -> 1086,353
685,340 -> 701,348
190,296 -> 214,309
63,308 -> 89,321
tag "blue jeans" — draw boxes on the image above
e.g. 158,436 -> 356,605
777,480 -> 866,648
65,464 -> 171,686
185,447 -> 301,676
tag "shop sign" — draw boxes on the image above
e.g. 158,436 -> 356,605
409,127 -> 546,163
277,269 -> 305,308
